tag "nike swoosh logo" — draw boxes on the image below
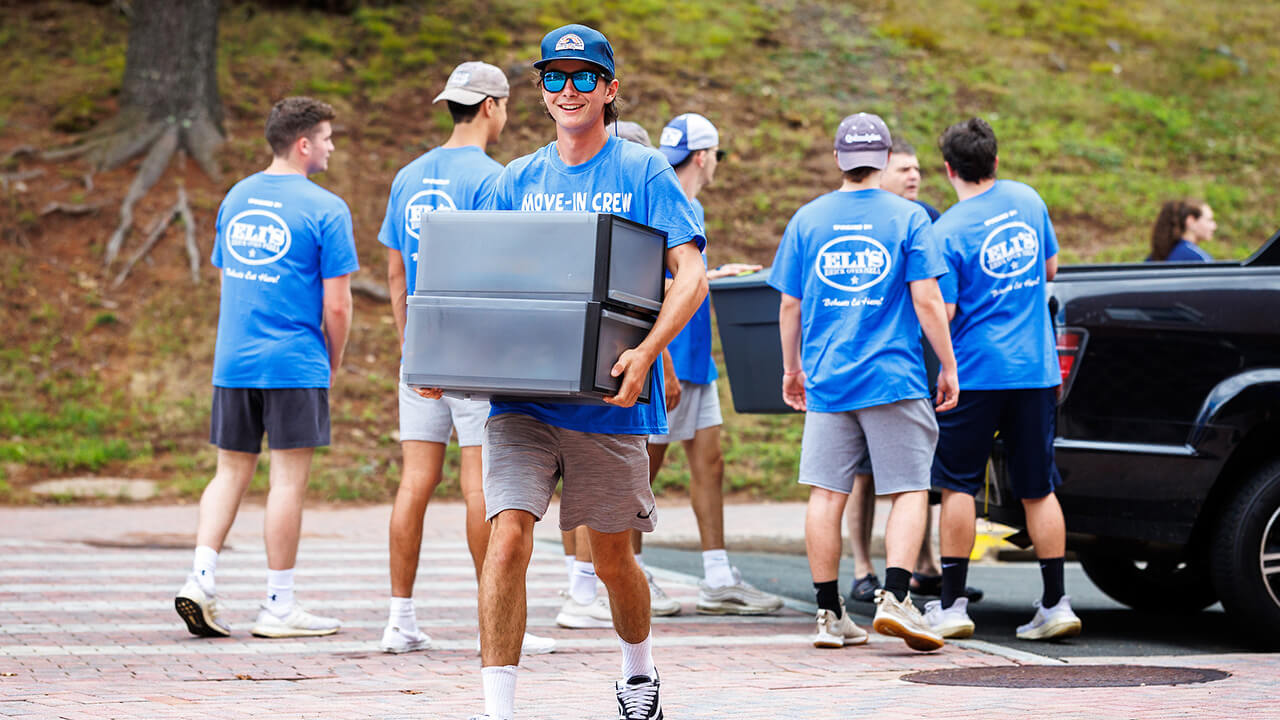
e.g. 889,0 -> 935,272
637,507 -> 655,519
942,563 -> 958,569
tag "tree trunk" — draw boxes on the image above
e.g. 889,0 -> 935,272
98,0 -> 225,178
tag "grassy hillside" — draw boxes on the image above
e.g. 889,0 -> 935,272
0,0 -> 1276,503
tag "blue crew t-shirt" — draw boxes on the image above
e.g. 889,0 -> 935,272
211,172 -> 359,389
378,146 -> 504,296
666,198 -> 718,385
768,189 -> 946,413
483,136 -> 706,435
933,179 -> 1060,391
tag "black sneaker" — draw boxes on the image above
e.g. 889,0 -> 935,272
849,573 -> 881,603
616,670 -> 663,719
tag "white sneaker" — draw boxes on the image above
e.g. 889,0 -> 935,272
645,568 -> 681,617
521,630 -> 557,655
174,575 -> 230,637
1016,595 -> 1082,640
812,599 -> 869,648
381,624 -> 431,653
924,597 -> 976,639
872,589 -> 944,651
696,567 -> 785,615
555,591 -> 613,629
250,605 -> 341,638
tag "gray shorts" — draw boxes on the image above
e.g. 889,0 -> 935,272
399,383 -> 488,446
798,398 -> 937,496
648,380 -> 723,444
482,412 -> 656,533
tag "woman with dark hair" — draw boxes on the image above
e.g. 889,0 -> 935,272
1148,199 -> 1216,262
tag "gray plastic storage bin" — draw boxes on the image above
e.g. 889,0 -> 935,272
708,269 -> 794,414
710,269 -> 940,414
414,212 -> 667,315
401,295 -> 652,404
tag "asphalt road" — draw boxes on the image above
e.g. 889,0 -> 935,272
642,546 -> 1260,659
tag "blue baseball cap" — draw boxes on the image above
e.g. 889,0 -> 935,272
659,113 -> 719,166
534,24 -> 615,77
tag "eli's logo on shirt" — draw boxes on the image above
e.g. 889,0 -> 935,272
815,235 -> 891,293
404,188 -> 458,239
225,209 -> 292,266
980,222 -> 1040,279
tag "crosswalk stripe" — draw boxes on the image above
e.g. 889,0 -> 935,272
1,579 -> 649,594
0,597 -> 567,612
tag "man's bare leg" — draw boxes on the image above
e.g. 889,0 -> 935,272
389,441 -> 447,597
845,473 -> 876,578
479,510 -> 535,666
195,449 -> 259,554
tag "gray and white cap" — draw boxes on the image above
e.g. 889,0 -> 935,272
834,112 -> 892,171
432,61 -> 510,105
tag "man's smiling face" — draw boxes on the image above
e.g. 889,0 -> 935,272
541,60 -> 617,132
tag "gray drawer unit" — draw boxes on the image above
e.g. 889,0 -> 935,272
402,295 -> 653,404
414,211 -> 667,315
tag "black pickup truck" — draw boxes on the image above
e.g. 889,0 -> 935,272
709,232 -> 1280,646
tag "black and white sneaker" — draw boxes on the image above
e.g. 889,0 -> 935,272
615,670 -> 663,719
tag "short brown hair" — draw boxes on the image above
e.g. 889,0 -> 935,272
843,166 -> 877,183
265,97 -> 336,156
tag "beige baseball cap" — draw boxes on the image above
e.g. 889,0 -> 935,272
432,62 -> 510,105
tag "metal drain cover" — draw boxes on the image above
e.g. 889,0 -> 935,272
902,664 -> 1229,689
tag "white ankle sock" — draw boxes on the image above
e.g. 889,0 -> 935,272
192,546 -> 218,594
388,596 -> 417,633
570,561 -> 598,605
702,549 -> 734,588
634,553 -> 645,570
265,568 -> 295,616
481,665 -> 517,720
564,554 -> 575,585
619,633 -> 656,680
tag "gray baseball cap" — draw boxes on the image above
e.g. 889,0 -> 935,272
432,61 -> 510,105
609,120 -> 653,147
834,112 -> 892,171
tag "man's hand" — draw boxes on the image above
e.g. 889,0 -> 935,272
707,262 -> 763,280
934,368 -> 959,412
414,387 -> 444,400
782,370 -> 807,412
662,349 -> 681,411
604,347 -> 656,408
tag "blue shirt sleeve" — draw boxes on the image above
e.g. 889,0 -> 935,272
319,202 -> 360,279
376,181 -> 399,252
936,230 -> 959,304
768,215 -> 804,299
1041,200 -> 1059,258
645,163 -> 706,251
903,210 -> 947,283
210,199 -> 225,268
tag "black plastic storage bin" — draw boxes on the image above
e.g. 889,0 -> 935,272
402,295 -> 652,404
414,211 -> 667,315
708,269 -> 795,414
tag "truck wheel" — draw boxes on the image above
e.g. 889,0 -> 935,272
1078,551 -> 1217,613
1212,459 -> 1280,648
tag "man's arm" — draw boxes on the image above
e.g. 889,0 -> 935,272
661,348 -> 681,411
387,248 -> 408,347
322,274 -> 353,384
910,278 -> 959,412
1046,253 -> 1058,281
604,241 -> 708,407
778,293 -> 805,412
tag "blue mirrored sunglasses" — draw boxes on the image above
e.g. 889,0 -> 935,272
541,70 -> 604,93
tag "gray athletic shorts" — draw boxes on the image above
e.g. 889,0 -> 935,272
798,398 -> 937,496
482,412 -> 656,533
648,380 -> 723,444
398,382 -> 488,447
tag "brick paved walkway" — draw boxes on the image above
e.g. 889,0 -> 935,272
0,503 -> 1274,719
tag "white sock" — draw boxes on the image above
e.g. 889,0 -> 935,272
619,633 -> 656,680
388,596 -> 418,634
192,545 -> 218,594
564,554 -> 575,585
481,665 -> 518,720
265,568 -> 295,616
702,549 -> 734,588
634,553 -> 645,570
570,561 -> 598,605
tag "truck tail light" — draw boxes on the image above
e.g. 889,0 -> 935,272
1056,327 -> 1086,403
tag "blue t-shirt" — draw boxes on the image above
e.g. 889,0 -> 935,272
211,172 -> 359,388
666,198 -> 718,385
933,179 -> 1060,391
483,136 -> 706,434
768,189 -> 946,412
1157,239 -> 1213,262
378,146 -> 504,296
916,199 -> 941,222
